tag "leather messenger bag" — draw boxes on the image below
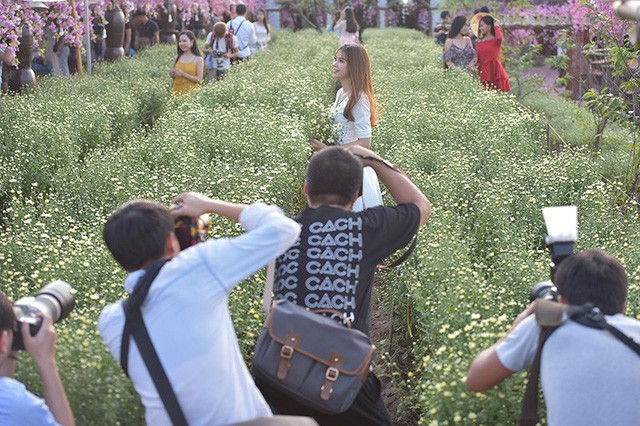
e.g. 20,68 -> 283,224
253,300 -> 376,414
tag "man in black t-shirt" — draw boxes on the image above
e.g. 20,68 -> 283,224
132,10 -> 159,52
257,146 -> 431,425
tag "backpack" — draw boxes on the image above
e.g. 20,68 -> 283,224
228,20 -> 247,52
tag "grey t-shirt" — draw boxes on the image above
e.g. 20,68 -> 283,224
497,312 -> 640,425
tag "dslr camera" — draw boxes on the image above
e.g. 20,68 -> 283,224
12,280 -> 75,351
215,51 -> 225,58
174,214 -> 211,251
529,206 -> 578,302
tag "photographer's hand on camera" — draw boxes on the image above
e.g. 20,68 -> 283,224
171,192 -> 246,223
21,314 -> 56,368
20,314 -> 75,426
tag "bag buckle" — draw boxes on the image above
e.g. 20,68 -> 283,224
325,367 -> 339,381
280,345 -> 294,359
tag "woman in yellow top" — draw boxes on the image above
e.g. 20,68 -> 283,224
169,30 -> 204,95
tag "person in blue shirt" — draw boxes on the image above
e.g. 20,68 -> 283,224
0,292 -> 75,426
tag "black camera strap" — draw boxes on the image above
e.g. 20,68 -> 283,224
120,260 -> 188,426
568,303 -> 640,357
518,325 -> 558,426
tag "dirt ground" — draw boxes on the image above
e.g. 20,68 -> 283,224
369,282 -> 412,426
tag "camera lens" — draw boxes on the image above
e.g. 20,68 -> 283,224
529,281 -> 558,302
35,280 -> 75,323
12,281 -> 75,351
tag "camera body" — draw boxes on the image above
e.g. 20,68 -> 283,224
174,215 -> 211,251
215,51 -> 225,58
12,280 -> 75,351
530,281 -> 558,302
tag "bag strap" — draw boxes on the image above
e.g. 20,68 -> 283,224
518,325 -> 558,426
231,20 -> 248,51
377,235 -> 418,270
262,260 -> 276,314
120,260 -> 188,426
568,303 -> 640,357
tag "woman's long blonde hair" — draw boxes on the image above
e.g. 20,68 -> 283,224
338,44 -> 378,127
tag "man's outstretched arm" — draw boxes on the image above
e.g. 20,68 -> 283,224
22,317 -> 75,426
345,145 -> 431,226
466,302 -> 536,392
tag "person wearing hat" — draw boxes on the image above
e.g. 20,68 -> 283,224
473,14 -> 511,92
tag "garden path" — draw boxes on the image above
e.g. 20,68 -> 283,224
370,279 -> 413,425
521,64 -> 565,95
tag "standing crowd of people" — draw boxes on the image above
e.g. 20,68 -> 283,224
438,6 -> 511,92
168,4 -> 271,93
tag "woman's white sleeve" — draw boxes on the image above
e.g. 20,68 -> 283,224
353,94 -> 372,138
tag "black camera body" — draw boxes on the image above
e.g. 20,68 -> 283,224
529,240 -> 576,302
12,280 -> 75,351
530,281 -> 558,302
174,215 -> 210,251
215,51 -> 225,58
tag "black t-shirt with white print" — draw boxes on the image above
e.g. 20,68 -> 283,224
273,203 -> 420,335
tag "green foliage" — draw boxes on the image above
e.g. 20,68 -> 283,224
503,39 -> 544,100
580,0 -> 640,200
1,27 -> 639,426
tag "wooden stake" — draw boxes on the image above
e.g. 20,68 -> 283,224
68,0 -> 84,75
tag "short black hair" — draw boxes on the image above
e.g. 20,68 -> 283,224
480,6 -> 490,13
236,4 -> 247,15
440,11 -> 450,19
555,249 -> 628,315
307,147 -> 362,207
133,9 -> 147,18
0,292 -> 14,334
103,200 -> 174,272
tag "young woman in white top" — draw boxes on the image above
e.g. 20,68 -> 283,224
253,9 -> 271,51
310,44 -> 382,211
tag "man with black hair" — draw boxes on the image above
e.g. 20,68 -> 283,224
228,3 -> 257,61
98,193 -> 300,425
256,146 -> 431,425
0,292 -> 75,425
434,11 -> 451,45
132,9 -> 159,52
466,249 -> 640,424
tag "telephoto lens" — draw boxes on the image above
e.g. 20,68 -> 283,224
12,280 -> 75,351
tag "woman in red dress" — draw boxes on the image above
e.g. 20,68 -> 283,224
475,15 -> 511,92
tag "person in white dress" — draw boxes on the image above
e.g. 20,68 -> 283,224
253,9 -> 271,51
310,44 -> 382,211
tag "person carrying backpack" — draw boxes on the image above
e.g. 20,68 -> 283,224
203,22 -> 239,81
228,4 -> 257,62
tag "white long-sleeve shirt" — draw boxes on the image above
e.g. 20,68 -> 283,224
99,203 -> 300,426
228,16 -> 256,58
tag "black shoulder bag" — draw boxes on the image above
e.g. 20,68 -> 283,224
519,300 -> 640,426
120,260 -> 188,426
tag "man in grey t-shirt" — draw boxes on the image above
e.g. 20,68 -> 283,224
466,250 -> 640,425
